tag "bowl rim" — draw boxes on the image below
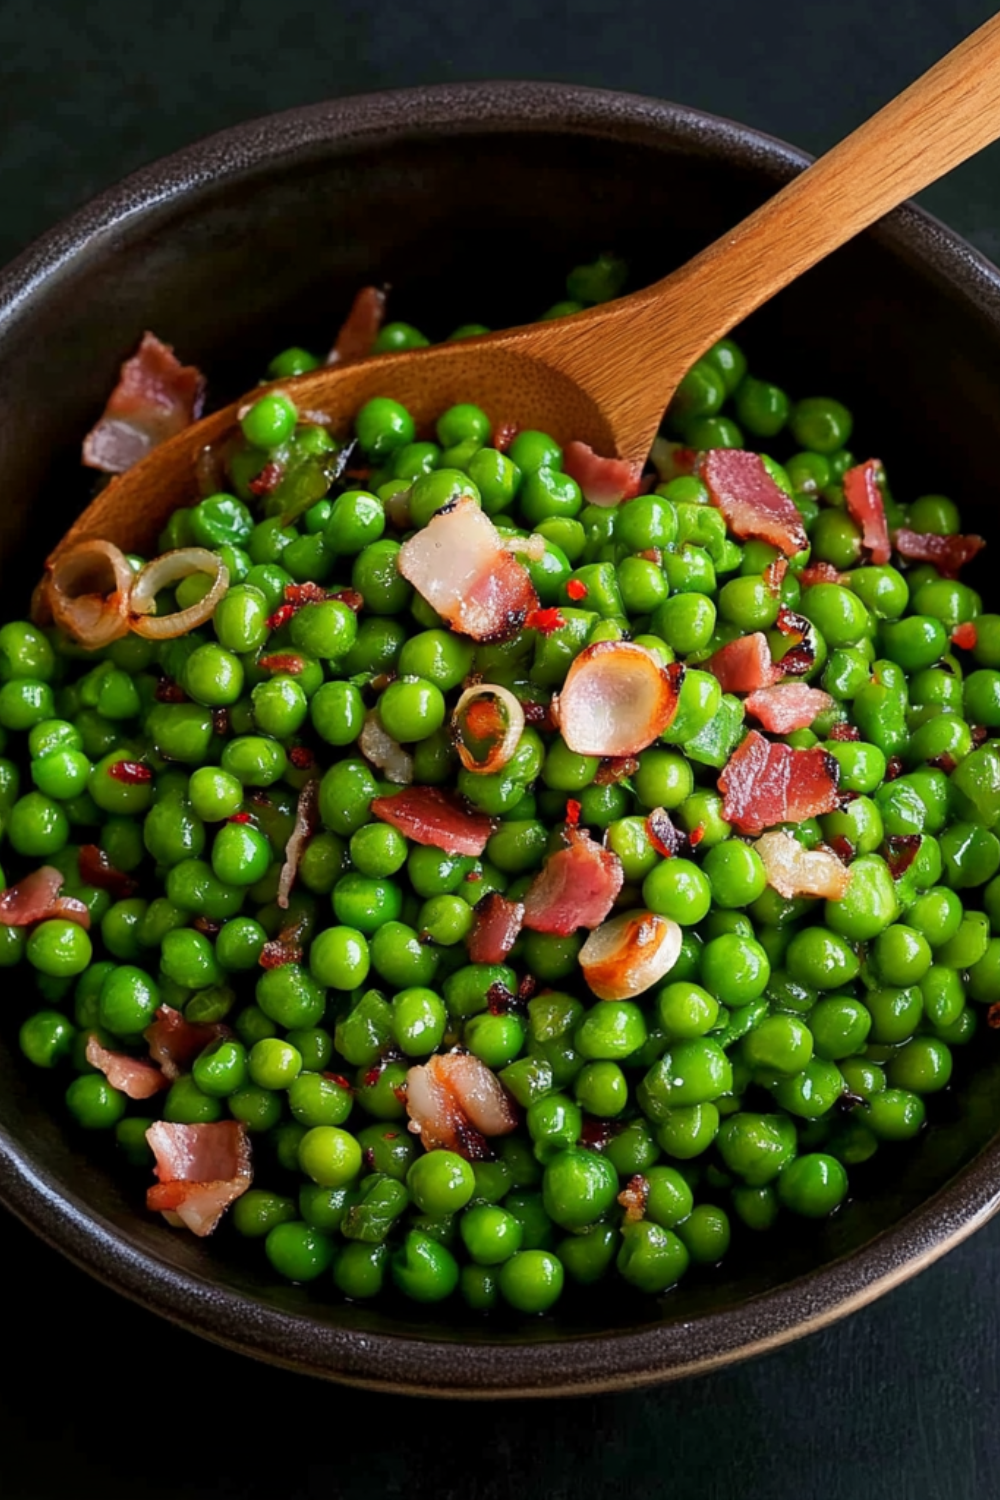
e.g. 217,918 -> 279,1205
3,78 -> 1000,1398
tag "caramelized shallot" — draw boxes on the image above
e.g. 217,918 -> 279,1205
452,683 -> 525,774
128,548 -> 229,639
42,539 -> 134,648
405,1052 -> 517,1160
552,643 -> 682,757
359,711 -> 414,785
755,830 -> 852,901
579,910 -> 683,1001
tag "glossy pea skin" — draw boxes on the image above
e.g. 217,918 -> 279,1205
824,854 -> 898,941
541,1147 -> 618,1230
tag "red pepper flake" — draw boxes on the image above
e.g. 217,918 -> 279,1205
885,756 -> 904,781
516,973 -> 538,1004
228,812 -> 252,824
952,622 -> 978,651
362,1062 -> 384,1087
565,798 -> 582,827
329,588 -> 365,614
259,939 -> 303,969
525,607 -> 567,635
688,824 -> 706,847
672,446 -> 697,475
266,604 -> 295,630
579,1117 -> 613,1152
107,760 -> 152,784
193,916 -> 222,936
617,1173 -> 650,1224
762,558 -> 789,596
248,460 -> 284,496
285,582 -> 328,608
392,1084 -> 408,1105
637,548 -> 663,565
486,981 -> 518,1016
823,834 -> 856,864
259,653 -> 307,675
566,579 -> 588,601
988,1002 -> 1000,1030
827,723 -> 861,741
465,869 -> 483,883
594,755 -> 640,786
493,420 -> 518,452
646,807 -> 683,858
154,677 -> 186,703
323,1072 -> 354,1092
883,834 -> 922,880
289,746 -> 316,770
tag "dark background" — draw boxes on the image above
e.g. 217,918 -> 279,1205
3,2 -> 1000,1497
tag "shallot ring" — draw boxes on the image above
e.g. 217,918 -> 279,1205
452,682 -> 525,774
43,538 -> 134,647
128,547 -> 229,639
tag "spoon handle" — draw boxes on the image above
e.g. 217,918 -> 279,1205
647,10 -> 1000,366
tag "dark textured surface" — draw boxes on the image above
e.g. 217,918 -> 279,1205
3,0 -> 1000,1493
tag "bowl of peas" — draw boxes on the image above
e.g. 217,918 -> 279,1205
3,82 -> 1000,1397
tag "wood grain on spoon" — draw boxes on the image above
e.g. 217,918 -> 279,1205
57,11 -> 1000,560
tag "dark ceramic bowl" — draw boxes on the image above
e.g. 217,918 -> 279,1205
2,82 -> 1000,1398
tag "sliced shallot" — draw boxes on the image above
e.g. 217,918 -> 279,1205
452,683 -> 525,775
579,910 -> 683,1001
42,538 -> 134,648
359,710 -> 414,784
397,497 -> 538,642
755,830 -> 852,901
405,1051 -> 517,1160
552,642 -> 682,757
128,548 -> 229,639
277,777 -> 320,910
326,285 -> 387,364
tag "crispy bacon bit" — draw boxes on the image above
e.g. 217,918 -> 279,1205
78,844 -> 138,899
883,834 -> 922,880
647,807 -> 684,858
972,724 -> 989,748
82,331 -> 205,474
108,760 -> 152,784
405,1052 -> 517,1159
248,461 -> 285,497
928,752 -> 958,774
522,826 -> 624,936
702,449 -> 807,557
493,420 -> 517,452
617,1173 -> 649,1224
824,834 -> 856,863
988,1002 -> 1000,1030
259,653 -> 307,675
266,604 -> 295,630
144,1005 -> 227,1081
688,825 -> 705,847
146,1120 -> 252,1237
553,644 -> 682,757
580,1117 -> 614,1152
288,746 -> 315,770
212,709 -> 230,738
85,1035 -> 167,1100
952,622 -> 978,651
525,607 -> 567,635
885,756 -> 904,781
798,561 -> 849,587
486,981 -> 518,1016
579,910 -> 683,1001
521,699 -> 556,732
154,677 -> 187,703
286,582 -> 328,608
718,731 -> 841,834
327,285 -> 387,364
324,1072 -> 354,1093
259,938 -> 303,969
843,459 -> 890,565
329,587 -> 365,613
468,893 -> 525,965
566,578 -> 589,601
774,607 -> 817,677
277,777 -> 320,910
398,496 -> 539,643
594,755 -> 640,786
893,528 -> 986,579
371,785 -> 494,856
517,974 -> 537,1004
763,558 -> 789,596
707,633 -> 775,694
0,867 -> 90,931
193,917 -> 221,936
755,830 -> 852,901
828,722 -> 860,741
565,799 -> 582,828
745,683 -> 834,734
561,441 -> 644,508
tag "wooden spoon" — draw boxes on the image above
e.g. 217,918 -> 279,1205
59,12 -> 1000,557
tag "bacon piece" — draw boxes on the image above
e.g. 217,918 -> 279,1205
842,459 -> 890,565
78,845 -> 139,899
277,777 -> 319,911
326,285 -> 387,364
397,497 -> 538,643
144,1005 -> 227,1081
893,529 -> 986,579
719,731 -> 841,834
561,441 -> 645,508
0,867 -> 90,930
701,449 -> 807,557
745,683 -> 834,734
371,786 -> 494,856
762,558 -> 788,596
798,561 -> 848,587
259,653 -> 307,675
82,332 -> 205,474
579,910 -> 683,1001
883,834 -> 923,880
146,1121 -> 252,1237
707,633 -> 774,693
755,830 -> 851,900
553,644 -> 683,757
85,1035 -> 167,1100
405,1052 -> 517,1160
646,807 -> 684,858
522,826 -> 624,936
467,893 -> 525,964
